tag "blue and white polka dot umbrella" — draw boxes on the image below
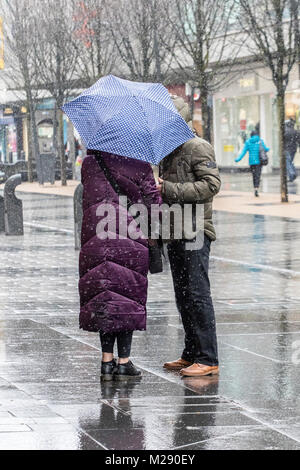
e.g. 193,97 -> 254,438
62,75 -> 194,165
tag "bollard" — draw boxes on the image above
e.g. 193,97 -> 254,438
0,193 -> 4,232
4,174 -> 24,236
74,183 -> 83,250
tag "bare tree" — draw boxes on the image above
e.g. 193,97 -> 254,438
237,0 -> 299,202
163,0 -> 241,143
73,0 -> 117,84
33,0 -> 81,185
104,0 -> 175,82
1,0 -> 41,182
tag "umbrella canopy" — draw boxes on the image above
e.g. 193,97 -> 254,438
62,75 -> 194,165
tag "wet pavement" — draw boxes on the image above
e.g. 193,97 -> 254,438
220,171 -> 300,194
0,184 -> 300,450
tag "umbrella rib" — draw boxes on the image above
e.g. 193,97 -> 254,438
86,95 -> 134,148
138,82 -> 176,111
131,94 -> 156,160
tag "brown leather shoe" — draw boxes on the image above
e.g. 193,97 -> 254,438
163,358 -> 192,370
180,363 -> 219,377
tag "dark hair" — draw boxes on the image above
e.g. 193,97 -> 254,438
285,119 -> 295,128
251,130 -> 259,137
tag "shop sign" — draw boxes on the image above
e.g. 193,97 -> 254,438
0,109 -> 14,125
223,145 -> 235,152
0,116 -> 14,125
193,88 -> 200,101
238,76 -> 257,91
36,99 -> 55,110
240,119 -> 247,130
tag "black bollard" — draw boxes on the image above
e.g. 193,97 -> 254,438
74,183 -> 83,250
4,174 -> 24,236
0,193 -> 4,232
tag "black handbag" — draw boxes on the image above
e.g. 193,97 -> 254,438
95,153 -> 163,274
259,140 -> 268,166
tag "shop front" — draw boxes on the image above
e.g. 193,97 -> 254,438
281,90 -> 300,168
0,106 -> 27,163
213,66 -> 300,171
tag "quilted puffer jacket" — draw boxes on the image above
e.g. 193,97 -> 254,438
79,151 -> 161,333
160,97 -> 221,241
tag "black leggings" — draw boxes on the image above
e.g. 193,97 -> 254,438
250,164 -> 262,188
99,331 -> 133,358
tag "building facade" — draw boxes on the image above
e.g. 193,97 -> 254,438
0,97 -> 70,164
213,65 -> 300,171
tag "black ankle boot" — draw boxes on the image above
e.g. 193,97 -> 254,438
114,361 -> 142,380
101,359 -> 117,381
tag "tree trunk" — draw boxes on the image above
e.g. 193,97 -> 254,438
52,102 -> 58,155
27,112 -> 33,183
58,108 -> 67,186
200,90 -> 211,143
189,86 -> 195,126
276,92 -> 288,202
27,94 -> 40,183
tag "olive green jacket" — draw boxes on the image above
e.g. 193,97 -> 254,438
159,136 -> 221,241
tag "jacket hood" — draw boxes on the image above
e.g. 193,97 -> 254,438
249,135 -> 260,143
171,95 -> 193,129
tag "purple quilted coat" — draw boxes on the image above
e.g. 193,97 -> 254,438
79,151 -> 161,333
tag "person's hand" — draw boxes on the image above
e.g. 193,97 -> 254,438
157,177 -> 164,194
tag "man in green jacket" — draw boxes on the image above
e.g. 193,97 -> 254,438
158,96 -> 221,377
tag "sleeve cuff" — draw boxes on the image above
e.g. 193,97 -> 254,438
163,181 -> 179,202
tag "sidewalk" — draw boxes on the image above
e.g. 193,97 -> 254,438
0,189 -> 300,449
214,190 -> 300,219
216,172 -> 300,219
2,177 -> 299,220
0,180 -> 80,198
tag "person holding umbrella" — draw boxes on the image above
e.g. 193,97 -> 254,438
63,75 -> 194,381
158,96 -> 221,378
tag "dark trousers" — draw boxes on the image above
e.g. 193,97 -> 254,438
167,235 -> 218,366
286,151 -> 297,182
99,331 -> 133,358
250,164 -> 262,188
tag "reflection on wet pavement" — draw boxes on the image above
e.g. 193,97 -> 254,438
0,187 -> 300,449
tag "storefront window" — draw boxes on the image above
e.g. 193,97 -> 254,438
0,126 -> 6,162
7,124 -> 17,161
215,95 -> 259,166
272,91 -> 300,168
